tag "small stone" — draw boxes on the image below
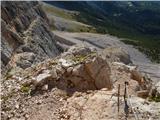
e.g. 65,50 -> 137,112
43,69 -> 50,74
25,114 -> 29,118
137,90 -> 149,98
32,72 -> 52,86
101,88 -> 108,91
15,104 -> 19,109
50,69 -> 57,78
72,68 -> 79,76
74,92 -> 82,97
67,67 -> 73,74
59,58 -> 73,68
36,100 -> 42,105
59,98 -> 63,102
41,84 -> 48,91
22,108 -> 26,112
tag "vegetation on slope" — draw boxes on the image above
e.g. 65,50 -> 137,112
44,1 -> 160,63
121,39 -> 160,63
42,2 -> 75,20
42,2 -> 96,33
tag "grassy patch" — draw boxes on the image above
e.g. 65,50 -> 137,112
1,94 -> 13,101
4,67 -> 21,80
1,89 -> 17,101
121,39 -> 140,46
42,3 -> 76,20
149,96 -> 160,102
4,68 -> 14,80
43,2 -> 97,33
20,84 -> 31,94
2,106 -> 12,112
48,60 -> 58,66
49,18 -> 56,30
71,52 -> 96,63
66,25 -> 96,33
121,39 -> 160,63
20,86 -> 30,93
72,55 -> 87,63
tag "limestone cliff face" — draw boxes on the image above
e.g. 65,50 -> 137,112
1,1 -> 60,72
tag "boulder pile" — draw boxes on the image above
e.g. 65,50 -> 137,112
29,45 -> 112,92
2,45 -> 159,120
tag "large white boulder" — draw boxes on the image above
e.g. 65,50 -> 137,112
64,55 -> 112,90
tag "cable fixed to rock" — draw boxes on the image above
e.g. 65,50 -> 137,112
118,84 -> 120,113
124,81 -> 140,120
124,81 -> 129,120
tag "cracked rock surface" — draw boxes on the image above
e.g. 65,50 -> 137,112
1,1 -> 60,73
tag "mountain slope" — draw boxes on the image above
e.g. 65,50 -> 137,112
44,1 -> 160,63
42,2 -> 96,32
45,1 -> 160,35
1,1 -> 60,73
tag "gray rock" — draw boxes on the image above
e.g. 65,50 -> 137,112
62,45 -> 94,57
50,69 -> 58,79
101,47 -> 132,64
9,52 -> 35,69
85,56 -> 112,89
17,60 -> 32,69
61,51 -> 112,90
41,84 -> 48,91
1,1 -> 60,73
33,72 -> 52,86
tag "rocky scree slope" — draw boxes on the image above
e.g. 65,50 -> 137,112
1,1 -> 60,73
1,45 -> 160,120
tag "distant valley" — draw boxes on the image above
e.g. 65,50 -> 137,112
43,1 -> 160,63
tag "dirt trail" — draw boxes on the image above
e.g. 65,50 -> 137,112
54,31 -> 160,83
